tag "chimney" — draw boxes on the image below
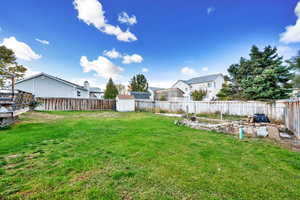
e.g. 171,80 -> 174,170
84,81 -> 90,90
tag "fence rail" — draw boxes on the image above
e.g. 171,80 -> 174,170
36,98 -> 116,111
0,90 -> 34,110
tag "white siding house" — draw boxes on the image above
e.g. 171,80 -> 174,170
14,73 -> 101,98
171,74 -> 224,100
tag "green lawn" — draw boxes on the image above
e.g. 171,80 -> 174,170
0,111 -> 300,200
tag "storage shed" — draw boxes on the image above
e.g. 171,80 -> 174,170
116,95 -> 135,112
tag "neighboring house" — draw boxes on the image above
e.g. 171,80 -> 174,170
292,88 -> 300,98
148,87 -> 165,100
171,73 -> 224,101
14,73 -> 102,99
130,91 -> 151,100
83,81 -> 104,99
155,88 -> 184,101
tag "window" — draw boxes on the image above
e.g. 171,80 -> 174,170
208,82 -> 212,87
77,91 -> 81,97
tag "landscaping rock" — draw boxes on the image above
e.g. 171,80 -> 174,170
257,127 -> 268,137
267,126 -> 280,140
280,133 -> 292,139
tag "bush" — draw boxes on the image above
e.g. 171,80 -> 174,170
159,96 -> 167,101
191,90 -> 207,101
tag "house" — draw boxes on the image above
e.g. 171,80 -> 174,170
171,73 -> 224,100
14,73 -> 102,99
155,88 -> 184,101
83,81 -> 104,99
148,87 -> 165,100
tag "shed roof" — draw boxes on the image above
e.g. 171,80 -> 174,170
117,95 -> 134,99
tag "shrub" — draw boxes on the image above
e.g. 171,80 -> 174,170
159,95 -> 167,101
191,90 -> 207,101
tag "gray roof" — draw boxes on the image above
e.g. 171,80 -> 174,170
184,73 -> 223,85
89,87 -> 102,93
130,91 -> 151,99
149,87 -> 165,91
16,73 -> 88,91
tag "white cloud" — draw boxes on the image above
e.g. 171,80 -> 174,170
207,7 -> 215,15
142,68 -> 149,73
202,67 -> 208,72
118,12 -> 137,25
181,67 -> 198,76
24,67 -> 40,77
122,54 -> 143,64
103,48 -> 122,59
73,0 -> 137,42
80,55 -> 123,79
102,48 -> 143,64
149,81 -> 173,88
1,37 -> 41,61
35,38 -> 50,45
277,45 -> 297,59
280,1 -> 300,43
72,77 -> 103,87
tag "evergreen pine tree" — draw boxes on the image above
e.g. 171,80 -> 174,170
104,78 -> 118,99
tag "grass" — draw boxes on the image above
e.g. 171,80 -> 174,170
196,112 -> 247,121
0,111 -> 299,199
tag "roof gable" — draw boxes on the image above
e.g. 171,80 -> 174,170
185,74 -> 223,85
16,73 -> 88,91
171,80 -> 190,88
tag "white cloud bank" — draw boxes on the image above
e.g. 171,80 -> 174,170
181,67 -> 198,76
35,38 -> 50,45
277,45 -> 297,59
25,67 -> 40,77
122,54 -> 143,64
103,48 -> 122,59
103,48 -> 143,64
280,1 -> 300,43
1,37 -> 41,61
202,67 -> 208,72
142,68 -> 149,73
118,12 -> 137,25
207,7 -> 215,15
80,56 -> 123,79
73,0 -> 137,42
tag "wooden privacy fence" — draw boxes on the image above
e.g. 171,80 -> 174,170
282,99 -> 300,139
36,98 -> 116,111
135,100 -> 286,121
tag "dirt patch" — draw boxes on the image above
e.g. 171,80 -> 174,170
4,163 -> 18,169
21,112 -> 64,123
6,154 -> 20,159
17,190 -> 35,198
70,170 -> 99,183
21,111 -> 120,123
75,112 -> 121,118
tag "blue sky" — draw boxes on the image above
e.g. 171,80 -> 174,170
0,0 -> 300,89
